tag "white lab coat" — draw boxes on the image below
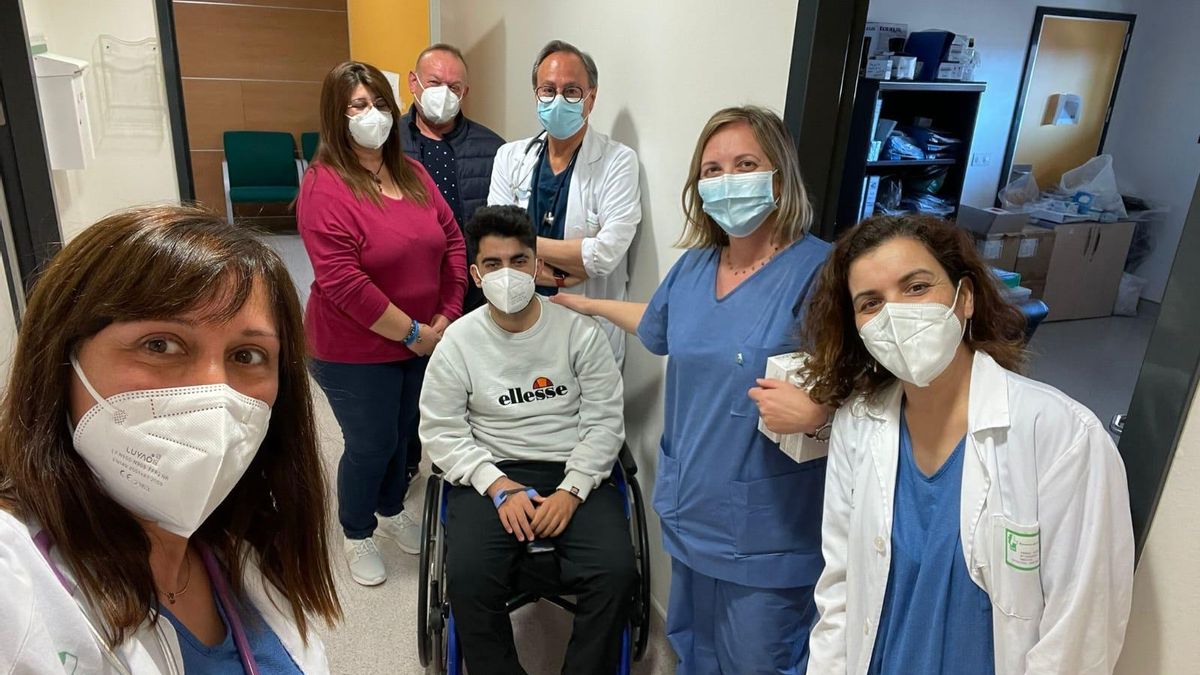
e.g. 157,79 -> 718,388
488,126 -> 642,365
0,509 -> 330,674
807,351 -> 1134,675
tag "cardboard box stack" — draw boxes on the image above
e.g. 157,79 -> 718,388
758,353 -> 829,465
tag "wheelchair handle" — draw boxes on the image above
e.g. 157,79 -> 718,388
618,444 -> 638,477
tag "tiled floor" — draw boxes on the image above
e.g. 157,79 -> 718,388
1027,302 -> 1160,439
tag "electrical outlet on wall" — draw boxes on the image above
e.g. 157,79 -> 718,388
970,153 -> 992,167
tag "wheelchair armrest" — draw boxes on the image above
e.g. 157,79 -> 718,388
618,444 -> 637,477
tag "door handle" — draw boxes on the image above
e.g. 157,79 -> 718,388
1091,228 -> 1104,260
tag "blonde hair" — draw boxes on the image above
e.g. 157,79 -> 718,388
678,106 -> 813,249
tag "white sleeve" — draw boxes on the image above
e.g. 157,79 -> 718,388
418,341 -> 504,495
0,532 -> 70,674
1025,422 -> 1134,672
559,320 -> 625,501
579,146 -> 641,279
487,144 -> 516,206
807,408 -> 854,674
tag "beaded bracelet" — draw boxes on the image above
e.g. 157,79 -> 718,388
402,319 -> 420,346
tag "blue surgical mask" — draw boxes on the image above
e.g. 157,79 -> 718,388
538,95 -> 588,140
697,171 -> 778,238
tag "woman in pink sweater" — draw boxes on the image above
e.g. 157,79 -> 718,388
297,61 -> 466,587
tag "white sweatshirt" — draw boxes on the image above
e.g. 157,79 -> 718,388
419,296 -> 625,501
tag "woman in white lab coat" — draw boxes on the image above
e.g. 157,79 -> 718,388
0,205 -> 340,673
800,214 -> 1134,674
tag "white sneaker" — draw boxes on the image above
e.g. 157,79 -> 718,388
343,537 -> 386,586
376,511 -> 422,555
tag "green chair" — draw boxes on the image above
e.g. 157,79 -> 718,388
222,131 -> 303,223
301,131 -> 320,167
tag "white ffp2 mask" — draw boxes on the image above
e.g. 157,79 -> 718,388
858,281 -> 967,387
346,106 -> 393,149
417,80 -> 461,126
69,356 -> 272,537
476,266 -> 536,314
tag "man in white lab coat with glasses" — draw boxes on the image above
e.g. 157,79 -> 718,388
488,39 -> 641,366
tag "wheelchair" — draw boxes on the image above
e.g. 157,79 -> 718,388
417,446 -> 652,674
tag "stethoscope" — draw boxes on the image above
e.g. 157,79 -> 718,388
34,530 -> 262,675
507,130 -> 549,198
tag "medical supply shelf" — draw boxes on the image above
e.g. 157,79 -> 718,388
866,158 -> 958,169
835,78 -> 986,235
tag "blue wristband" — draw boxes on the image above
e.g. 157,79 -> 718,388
403,319 -> 420,346
493,487 -> 539,509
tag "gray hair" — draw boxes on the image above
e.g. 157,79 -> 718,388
531,40 -> 598,88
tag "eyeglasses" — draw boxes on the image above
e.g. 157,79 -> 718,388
346,97 -> 392,114
535,85 -> 587,105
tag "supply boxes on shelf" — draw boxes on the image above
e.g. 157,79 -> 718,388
835,79 -> 985,234
971,226 -> 1056,298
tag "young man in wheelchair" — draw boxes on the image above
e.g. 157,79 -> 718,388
419,205 -> 636,674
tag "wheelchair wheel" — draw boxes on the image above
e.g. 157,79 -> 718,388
432,498 -> 450,674
417,474 -> 443,670
627,474 -> 652,661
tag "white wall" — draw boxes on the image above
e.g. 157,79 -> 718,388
1114,386 -> 1200,674
866,0 -> 1137,211
22,0 -> 180,241
1102,0 -> 1200,302
441,0 -> 800,614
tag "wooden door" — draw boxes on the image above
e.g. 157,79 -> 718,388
1010,13 -> 1132,190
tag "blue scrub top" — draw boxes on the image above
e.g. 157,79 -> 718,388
529,148 -> 577,297
162,590 -> 302,674
637,235 -> 830,589
867,408 -> 995,674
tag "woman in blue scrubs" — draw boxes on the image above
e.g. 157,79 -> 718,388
552,106 -> 832,674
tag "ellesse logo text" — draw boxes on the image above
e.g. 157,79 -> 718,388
499,376 -> 569,406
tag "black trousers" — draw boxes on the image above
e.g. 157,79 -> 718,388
445,461 -> 637,675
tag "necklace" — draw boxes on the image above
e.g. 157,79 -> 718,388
369,161 -> 386,189
723,244 -> 781,276
161,552 -> 192,605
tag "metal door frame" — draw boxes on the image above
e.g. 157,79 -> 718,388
1120,176 -> 1200,557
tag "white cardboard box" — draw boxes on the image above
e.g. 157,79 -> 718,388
936,61 -> 966,81
865,57 -> 893,80
758,353 -> 829,464
864,22 -> 909,58
891,55 -> 918,80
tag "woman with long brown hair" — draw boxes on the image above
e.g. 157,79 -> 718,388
802,214 -> 1133,674
297,61 -> 466,586
0,205 -> 340,673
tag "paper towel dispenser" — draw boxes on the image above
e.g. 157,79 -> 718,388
34,52 -> 96,170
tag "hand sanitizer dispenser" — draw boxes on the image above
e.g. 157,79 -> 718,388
33,52 -> 96,170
